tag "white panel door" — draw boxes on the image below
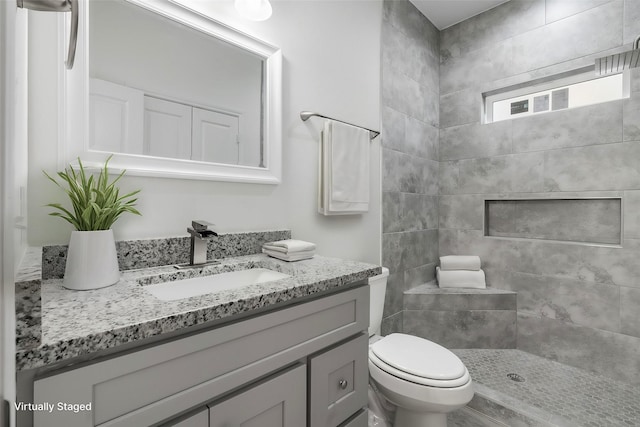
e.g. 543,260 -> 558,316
144,96 -> 192,160
90,78 -> 144,154
192,107 -> 239,164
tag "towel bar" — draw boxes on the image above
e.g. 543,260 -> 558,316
300,111 -> 380,139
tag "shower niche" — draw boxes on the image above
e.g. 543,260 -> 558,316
484,198 -> 622,246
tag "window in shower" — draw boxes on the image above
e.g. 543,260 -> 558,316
484,68 -> 630,123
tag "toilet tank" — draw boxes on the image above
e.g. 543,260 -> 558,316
368,267 -> 389,337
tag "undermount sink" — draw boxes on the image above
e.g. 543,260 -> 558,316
144,268 -> 291,301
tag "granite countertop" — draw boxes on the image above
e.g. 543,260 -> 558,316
16,253 -> 380,371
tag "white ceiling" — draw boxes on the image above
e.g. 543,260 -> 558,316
409,0 -> 510,30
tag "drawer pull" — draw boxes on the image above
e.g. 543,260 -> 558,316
338,379 -> 348,390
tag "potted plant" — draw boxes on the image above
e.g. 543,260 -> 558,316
44,156 -> 141,290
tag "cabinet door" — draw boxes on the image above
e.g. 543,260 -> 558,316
144,96 -> 192,160
309,334 -> 368,427
208,364 -> 306,427
90,78 -> 144,154
192,107 -> 240,165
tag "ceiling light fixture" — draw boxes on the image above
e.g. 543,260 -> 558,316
234,0 -> 272,21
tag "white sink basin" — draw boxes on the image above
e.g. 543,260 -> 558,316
144,268 -> 290,301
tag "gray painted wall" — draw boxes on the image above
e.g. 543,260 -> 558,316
380,0 -> 440,334
439,0 -> 640,385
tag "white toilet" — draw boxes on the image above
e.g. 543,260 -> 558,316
368,268 -> 474,427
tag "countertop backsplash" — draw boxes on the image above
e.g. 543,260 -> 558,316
41,230 -> 292,280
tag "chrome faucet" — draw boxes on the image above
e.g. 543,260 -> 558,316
175,220 -> 219,269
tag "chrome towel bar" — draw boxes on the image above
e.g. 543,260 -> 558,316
300,111 -> 380,139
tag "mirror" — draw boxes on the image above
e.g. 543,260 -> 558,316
61,0 -> 282,183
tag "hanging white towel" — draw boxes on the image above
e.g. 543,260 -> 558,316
436,267 -> 486,289
439,255 -> 482,271
318,121 -> 370,215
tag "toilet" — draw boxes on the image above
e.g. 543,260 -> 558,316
367,268 -> 474,427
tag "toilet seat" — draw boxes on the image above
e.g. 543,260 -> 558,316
369,334 -> 470,388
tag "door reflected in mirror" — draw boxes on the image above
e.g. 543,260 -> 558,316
89,0 -> 265,168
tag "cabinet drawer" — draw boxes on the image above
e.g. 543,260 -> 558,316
309,333 -> 368,427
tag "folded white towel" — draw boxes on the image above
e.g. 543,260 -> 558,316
318,121 -> 369,215
436,267 -> 486,289
262,239 -> 316,254
439,255 -> 481,271
262,248 -> 315,262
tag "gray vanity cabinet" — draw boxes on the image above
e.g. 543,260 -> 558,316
31,285 -> 368,427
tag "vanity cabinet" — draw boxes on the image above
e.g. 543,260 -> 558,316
31,285 -> 368,427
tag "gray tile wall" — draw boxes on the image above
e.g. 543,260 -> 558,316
380,0 -> 440,334
403,286 -> 517,349
439,0 -> 640,384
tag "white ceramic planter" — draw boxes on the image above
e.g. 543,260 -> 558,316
63,229 -> 120,290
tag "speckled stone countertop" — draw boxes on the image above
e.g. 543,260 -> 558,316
16,253 -> 380,371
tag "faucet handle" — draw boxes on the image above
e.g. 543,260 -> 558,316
192,220 -> 214,231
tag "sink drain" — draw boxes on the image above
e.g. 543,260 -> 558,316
507,373 -> 525,382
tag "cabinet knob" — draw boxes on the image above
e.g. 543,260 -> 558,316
338,379 -> 348,390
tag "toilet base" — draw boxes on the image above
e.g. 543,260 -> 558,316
395,408 -> 447,427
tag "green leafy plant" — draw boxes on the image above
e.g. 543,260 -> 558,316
44,156 -> 141,231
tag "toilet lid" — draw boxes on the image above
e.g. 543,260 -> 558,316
370,334 -> 466,381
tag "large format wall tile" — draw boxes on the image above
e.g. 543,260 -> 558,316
502,271 -> 621,332
455,153 -> 545,194
512,102 -> 623,153
404,310 -> 517,349
441,0 -> 545,62
404,289 -> 516,311
511,1 -> 623,77
382,62 -> 428,121
440,89 -> 479,128
380,105 -> 405,151
382,148 -> 439,194
406,116 -> 439,160
517,313 -> 640,385
623,92 -> 640,141
381,0 -> 440,328
545,0 -> 614,24
383,192 -> 438,233
440,121 -> 512,161
439,194 -> 484,230
624,190 -> 640,238
621,286 -> 640,338
440,40 -> 514,96
543,142 -> 640,191
624,0 -> 640,45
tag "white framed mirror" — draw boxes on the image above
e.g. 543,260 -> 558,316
60,0 -> 282,183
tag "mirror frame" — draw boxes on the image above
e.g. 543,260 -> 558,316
59,0 -> 282,184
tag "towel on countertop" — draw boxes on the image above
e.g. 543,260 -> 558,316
262,248 -> 315,262
439,255 -> 481,271
262,239 -> 316,254
318,120 -> 370,215
436,267 -> 486,289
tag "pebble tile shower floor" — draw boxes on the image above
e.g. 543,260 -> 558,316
452,349 -> 640,426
